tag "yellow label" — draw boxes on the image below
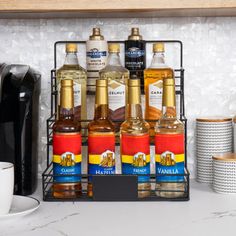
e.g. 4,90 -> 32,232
53,154 -> 82,164
89,154 -> 102,165
122,154 -> 150,164
155,154 -> 184,163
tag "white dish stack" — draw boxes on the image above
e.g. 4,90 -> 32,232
196,117 -> 233,184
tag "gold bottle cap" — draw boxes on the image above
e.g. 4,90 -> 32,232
162,77 -> 176,107
128,77 -> 140,87
89,27 -> 104,40
96,79 -> 108,87
128,27 -> 143,40
196,117 -> 232,122
108,43 -> 120,53
212,153 -> 236,162
153,43 -> 165,53
66,43 -> 78,53
61,79 -> 73,87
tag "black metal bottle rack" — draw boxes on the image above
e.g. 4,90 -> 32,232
42,40 -> 190,201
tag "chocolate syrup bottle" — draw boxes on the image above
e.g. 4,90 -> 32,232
125,28 -> 146,92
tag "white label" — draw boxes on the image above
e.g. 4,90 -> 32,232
74,82 -> 81,107
149,80 -> 163,109
108,81 -> 125,111
86,40 -> 108,71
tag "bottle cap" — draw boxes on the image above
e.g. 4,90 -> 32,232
61,79 -> 73,87
163,77 -> 175,87
96,79 -> 108,87
66,43 -> 78,53
128,27 -> 143,40
153,43 -> 164,53
89,27 -> 104,40
108,43 -> 120,53
128,78 -> 140,87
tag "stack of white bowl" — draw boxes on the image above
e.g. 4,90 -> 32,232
196,117 -> 233,184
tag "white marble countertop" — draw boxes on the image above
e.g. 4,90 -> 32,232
1,180 -> 236,236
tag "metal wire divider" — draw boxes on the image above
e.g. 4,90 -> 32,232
43,40 -> 190,201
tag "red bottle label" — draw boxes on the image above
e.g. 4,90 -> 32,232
155,133 -> 185,182
53,133 -> 82,182
88,134 -> 116,179
121,133 -> 150,182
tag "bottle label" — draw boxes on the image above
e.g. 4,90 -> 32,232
155,133 -> 185,182
74,83 -> 81,107
121,134 -> 150,182
86,41 -> 108,71
88,134 -> 116,181
53,133 -> 82,183
108,80 -> 126,119
125,47 -> 145,58
149,80 -> 163,110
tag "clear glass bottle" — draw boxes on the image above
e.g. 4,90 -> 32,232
56,43 -> 87,122
120,78 -> 150,198
87,79 -> 115,197
52,79 -> 82,198
155,77 -> 185,198
99,43 -> 129,134
144,43 -> 174,139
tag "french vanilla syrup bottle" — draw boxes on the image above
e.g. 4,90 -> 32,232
99,43 -> 129,135
155,77 -> 185,198
87,79 -> 116,197
125,28 -> 146,92
120,77 -> 150,198
53,79 -> 82,198
86,28 -> 108,92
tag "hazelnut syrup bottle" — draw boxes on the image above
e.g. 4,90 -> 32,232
87,79 -> 116,197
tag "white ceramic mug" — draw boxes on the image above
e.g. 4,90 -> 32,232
0,162 -> 14,215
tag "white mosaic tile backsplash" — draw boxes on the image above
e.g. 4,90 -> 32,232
1,17 -> 236,178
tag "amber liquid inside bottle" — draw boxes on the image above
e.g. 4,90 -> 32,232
53,80 -> 82,198
87,79 -> 115,197
155,77 -> 185,198
120,79 -> 151,198
144,47 -> 174,140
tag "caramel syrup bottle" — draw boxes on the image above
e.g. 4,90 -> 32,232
87,79 -> 116,197
120,78 -> 151,198
52,79 -> 82,198
155,77 -> 185,198
144,43 -> 174,139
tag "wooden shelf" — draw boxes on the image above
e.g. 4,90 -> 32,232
1,0 -> 236,18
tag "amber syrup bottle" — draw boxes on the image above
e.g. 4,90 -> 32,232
52,79 -> 82,198
87,79 -> 116,197
120,77 -> 151,198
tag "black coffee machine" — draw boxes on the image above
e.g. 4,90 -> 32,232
0,63 -> 41,195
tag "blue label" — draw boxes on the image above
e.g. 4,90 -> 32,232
125,48 -> 145,58
87,51 -> 107,59
156,162 -> 184,182
88,164 -> 115,181
122,163 -> 150,183
53,163 -> 81,183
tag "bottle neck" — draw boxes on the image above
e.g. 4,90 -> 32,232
94,85 -> 109,119
150,52 -> 165,68
126,85 -> 143,119
162,80 -> 177,119
59,85 -> 74,120
64,52 -> 79,65
107,52 -> 122,66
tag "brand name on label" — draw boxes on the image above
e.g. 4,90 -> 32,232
87,48 -> 107,58
125,47 -> 145,58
